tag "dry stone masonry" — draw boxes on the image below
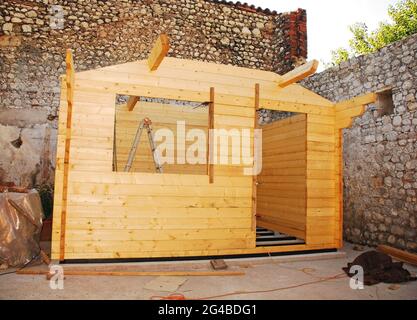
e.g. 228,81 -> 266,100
0,0 -> 307,187
302,34 -> 417,253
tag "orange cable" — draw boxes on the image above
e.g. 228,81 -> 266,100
150,273 -> 347,300
192,273 -> 347,300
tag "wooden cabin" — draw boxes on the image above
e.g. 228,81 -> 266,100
51,36 -> 376,261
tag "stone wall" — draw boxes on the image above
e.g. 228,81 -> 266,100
0,0 -> 307,187
302,34 -> 417,252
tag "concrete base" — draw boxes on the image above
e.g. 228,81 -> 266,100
0,243 -> 416,300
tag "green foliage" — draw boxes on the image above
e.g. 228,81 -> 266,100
349,23 -> 375,54
35,184 -> 54,219
327,48 -> 351,68
329,0 -> 417,66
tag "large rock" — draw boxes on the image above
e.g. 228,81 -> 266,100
2,23 -> 13,32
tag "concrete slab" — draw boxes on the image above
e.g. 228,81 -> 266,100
0,243 -> 416,300
143,276 -> 188,292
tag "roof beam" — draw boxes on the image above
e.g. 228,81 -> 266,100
277,60 -> 319,88
335,92 -> 377,111
147,33 -> 170,71
335,92 -> 377,129
127,95 -> 139,112
260,98 -> 335,116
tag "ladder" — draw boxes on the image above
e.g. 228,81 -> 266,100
124,117 -> 163,173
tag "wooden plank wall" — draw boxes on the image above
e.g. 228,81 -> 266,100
51,86 -> 256,260
306,112 -> 338,246
51,58 -> 341,260
115,101 -> 208,174
256,114 -> 307,240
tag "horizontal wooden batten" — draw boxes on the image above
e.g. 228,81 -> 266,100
63,217 -> 253,231
59,228 -> 254,241
62,195 -> 252,209
63,238 -> 255,253
68,182 -> 252,197
67,171 -> 252,186
65,206 -> 251,218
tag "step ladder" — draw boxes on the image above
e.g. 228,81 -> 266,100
124,117 -> 163,173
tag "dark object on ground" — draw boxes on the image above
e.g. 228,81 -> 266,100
8,199 -> 50,265
0,190 -> 44,267
210,259 -> 228,270
343,250 -> 417,285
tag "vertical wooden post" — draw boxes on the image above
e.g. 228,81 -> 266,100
336,128 -> 343,248
208,87 -> 215,184
252,84 -> 260,232
59,49 -> 75,261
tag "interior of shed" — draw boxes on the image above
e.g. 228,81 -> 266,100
113,96 -> 209,175
113,96 -> 307,249
256,113 -> 307,247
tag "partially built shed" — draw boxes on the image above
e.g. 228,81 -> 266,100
51,36 -> 377,261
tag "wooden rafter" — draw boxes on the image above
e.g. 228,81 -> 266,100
148,33 -> 170,71
59,48 -> 75,261
127,95 -> 139,112
277,60 -> 319,88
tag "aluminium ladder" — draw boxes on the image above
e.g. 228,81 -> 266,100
124,117 -> 163,173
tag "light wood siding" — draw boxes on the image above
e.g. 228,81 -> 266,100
256,114 -> 307,239
306,111 -> 338,246
51,57 -> 343,260
51,82 -> 256,260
